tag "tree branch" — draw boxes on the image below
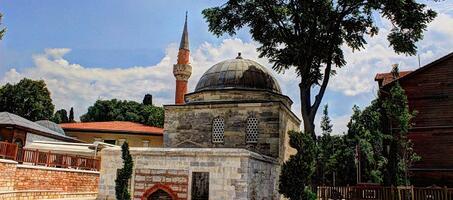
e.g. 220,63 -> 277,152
310,58 -> 332,120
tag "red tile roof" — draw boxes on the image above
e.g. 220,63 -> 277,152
375,71 -> 412,86
60,121 -> 163,135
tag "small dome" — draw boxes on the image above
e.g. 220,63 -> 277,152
35,120 -> 66,136
195,55 -> 281,93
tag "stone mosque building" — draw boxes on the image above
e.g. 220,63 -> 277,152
97,15 -> 300,200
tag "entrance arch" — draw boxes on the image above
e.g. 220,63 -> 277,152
141,183 -> 178,200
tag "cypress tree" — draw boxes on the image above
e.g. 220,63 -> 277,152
115,142 -> 133,200
279,131 -> 317,200
142,94 -> 153,105
69,107 -> 75,122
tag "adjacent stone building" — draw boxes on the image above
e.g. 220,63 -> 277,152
97,15 -> 300,200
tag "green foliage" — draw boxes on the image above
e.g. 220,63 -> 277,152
202,0 -> 436,137
80,99 -> 164,127
52,109 -> 69,124
0,12 -> 5,40
317,134 -> 347,185
0,78 -> 55,121
328,136 -> 356,185
346,102 -> 388,184
320,105 -> 333,135
317,104 -> 336,185
115,142 -> 133,200
279,131 -> 316,200
69,107 -> 75,122
326,83 -> 418,186
382,83 -> 419,185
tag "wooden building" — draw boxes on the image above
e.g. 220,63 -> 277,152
0,112 -> 81,149
375,52 -> 453,186
60,121 -> 163,147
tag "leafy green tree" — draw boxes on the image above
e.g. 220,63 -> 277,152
115,142 -> 133,200
320,105 -> 333,135
52,109 -> 69,124
69,107 -> 75,122
317,104 -> 342,185
0,12 -> 5,40
80,99 -> 164,127
203,0 -> 436,138
279,131 -> 317,200
141,104 -> 164,128
382,82 -> 419,185
329,136 -> 356,185
0,78 -> 55,121
345,103 -> 388,184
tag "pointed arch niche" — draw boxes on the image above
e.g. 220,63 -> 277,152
141,183 -> 179,200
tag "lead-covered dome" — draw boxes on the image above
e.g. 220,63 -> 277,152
35,120 -> 66,136
195,55 -> 281,94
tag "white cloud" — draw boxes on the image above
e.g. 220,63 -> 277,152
1,8 -> 452,135
0,39 -> 301,122
329,11 -> 453,96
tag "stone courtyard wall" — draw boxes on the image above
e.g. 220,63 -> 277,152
98,147 -> 280,200
0,159 -> 17,192
0,159 -> 99,199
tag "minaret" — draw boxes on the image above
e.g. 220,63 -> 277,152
173,12 -> 192,104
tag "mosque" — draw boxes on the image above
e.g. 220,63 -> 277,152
97,15 -> 300,200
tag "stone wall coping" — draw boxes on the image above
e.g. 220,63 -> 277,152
0,190 -> 97,195
0,158 -> 18,164
103,147 -> 279,164
0,190 -> 61,195
17,164 -> 100,174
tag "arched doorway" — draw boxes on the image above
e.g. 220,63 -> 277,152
148,189 -> 172,200
141,184 -> 178,200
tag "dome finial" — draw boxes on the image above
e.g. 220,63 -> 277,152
236,52 -> 243,59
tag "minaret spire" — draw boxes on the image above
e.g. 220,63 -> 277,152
179,11 -> 189,50
173,12 -> 192,104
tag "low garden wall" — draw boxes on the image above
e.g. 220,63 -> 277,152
0,158 -> 99,199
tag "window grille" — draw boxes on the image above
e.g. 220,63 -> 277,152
246,117 -> 259,143
212,117 -> 224,143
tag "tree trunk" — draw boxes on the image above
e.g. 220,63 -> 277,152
303,117 -> 316,139
299,81 -> 316,139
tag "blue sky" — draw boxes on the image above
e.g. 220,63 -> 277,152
1,0 -> 453,134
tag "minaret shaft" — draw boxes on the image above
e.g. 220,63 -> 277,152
173,12 -> 192,104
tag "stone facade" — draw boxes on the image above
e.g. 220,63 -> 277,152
96,26 -> 302,199
185,90 -> 293,108
0,159 -> 99,199
97,147 -> 280,200
134,169 -> 189,199
164,100 -> 299,160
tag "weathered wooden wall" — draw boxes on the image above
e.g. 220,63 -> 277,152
381,53 -> 453,186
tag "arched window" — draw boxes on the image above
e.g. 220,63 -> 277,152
246,117 -> 259,143
212,117 -> 224,143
